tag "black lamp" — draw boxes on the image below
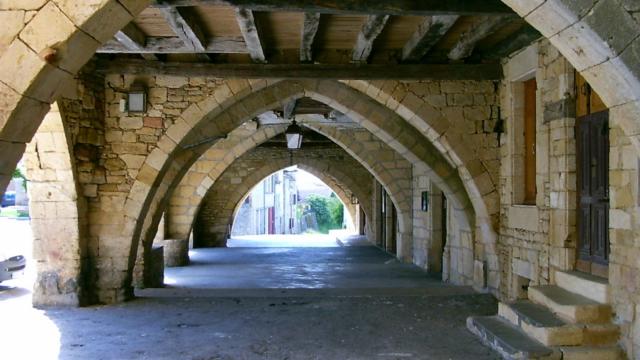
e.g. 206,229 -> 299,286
285,119 -> 303,150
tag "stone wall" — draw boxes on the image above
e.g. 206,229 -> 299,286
499,38 -> 640,357
609,114 -> 640,356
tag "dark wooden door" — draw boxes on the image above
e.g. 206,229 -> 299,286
380,187 -> 386,249
576,110 -> 609,277
390,206 -> 397,254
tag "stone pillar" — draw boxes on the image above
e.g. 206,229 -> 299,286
26,104 -> 87,306
385,193 -> 394,253
163,239 -> 189,267
429,187 -> 444,273
146,245 -> 164,288
372,180 -> 382,247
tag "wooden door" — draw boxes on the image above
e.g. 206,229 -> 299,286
576,110 -> 609,277
390,206 -> 397,254
523,78 -> 537,204
380,187 -> 386,249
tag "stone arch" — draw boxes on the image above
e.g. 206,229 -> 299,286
193,148 -> 372,247
166,123 -> 288,241
0,0 -> 150,197
168,122 -> 412,255
2,0 -> 639,302
125,79 -> 480,298
229,163 -> 363,232
501,1 -> 640,149
2,2 -> 640,206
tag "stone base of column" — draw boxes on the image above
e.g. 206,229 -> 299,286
163,238 -> 189,267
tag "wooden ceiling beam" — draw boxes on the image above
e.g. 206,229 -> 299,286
114,23 -> 159,60
474,26 -> 542,61
352,15 -> 389,63
95,60 -> 503,80
152,0 -> 515,16
98,36 -> 247,54
448,15 -> 512,61
401,15 -> 458,63
300,13 -> 320,63
159,7 -> 208,52
235,8 -> 267,63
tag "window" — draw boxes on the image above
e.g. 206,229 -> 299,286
523,78 -> 537,204
512,76 -> 537,205
264,175 -> 276,194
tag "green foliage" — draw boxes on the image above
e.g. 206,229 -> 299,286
12,168 -> 27,190
305,194 -> 344,234
328,196 -> 344,228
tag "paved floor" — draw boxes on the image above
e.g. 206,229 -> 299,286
0,230 -> 498,359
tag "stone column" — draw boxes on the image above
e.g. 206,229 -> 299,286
26,104 -> 87,306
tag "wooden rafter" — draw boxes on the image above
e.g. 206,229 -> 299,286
474,26 -> 542,60
401,15 -> 459,63
300,13 -> 320,63
152,0 -> 515,16
235,7 -> 267,63
352,15 -> 389,63
95,60 -> 503,80
98,36 -> 247,54
114,23 -> 159,60
159,6 -> 208,52
448,15 -> 512,61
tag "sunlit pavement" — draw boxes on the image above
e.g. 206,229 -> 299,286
228,233 -> 341,247
0,218 -> 59,360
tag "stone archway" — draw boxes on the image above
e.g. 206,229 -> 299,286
1,3 -> 640,206
1,0 -> 639,304
167,122 -> 413,256
193,147 -> 373,248
121,79 -> 487,302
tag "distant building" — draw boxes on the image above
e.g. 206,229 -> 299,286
232,169 -> 299,235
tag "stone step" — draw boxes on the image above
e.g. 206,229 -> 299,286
555,270 -> 610,304
498,301 -> 620,347
498,301 -> 583,346
558,345 -> 622,360
466,315 -> 560,360
528,285 -> 612,324
581,323 -> 621,346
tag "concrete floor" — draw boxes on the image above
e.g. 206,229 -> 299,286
0,230 -> 499,359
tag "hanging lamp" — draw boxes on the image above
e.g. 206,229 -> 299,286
285,119 -> 303,149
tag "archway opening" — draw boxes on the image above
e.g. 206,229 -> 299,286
228,166 -> 355,248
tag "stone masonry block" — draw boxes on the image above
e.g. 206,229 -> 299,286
20,2 -> 77,55
525,1 -> 579,38
54,0 -> 134,43
0,39 -> 72,103
0,82 -> 50,142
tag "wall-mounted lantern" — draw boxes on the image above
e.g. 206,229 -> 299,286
127,88 -> 147,113
350,193 -> 358,205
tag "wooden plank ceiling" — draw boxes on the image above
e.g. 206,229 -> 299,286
96,0 -> 541,79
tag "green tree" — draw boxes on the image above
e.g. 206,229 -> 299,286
305,194 -> 345,233
327,196 -> 344,228
12,168 -> 27,190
